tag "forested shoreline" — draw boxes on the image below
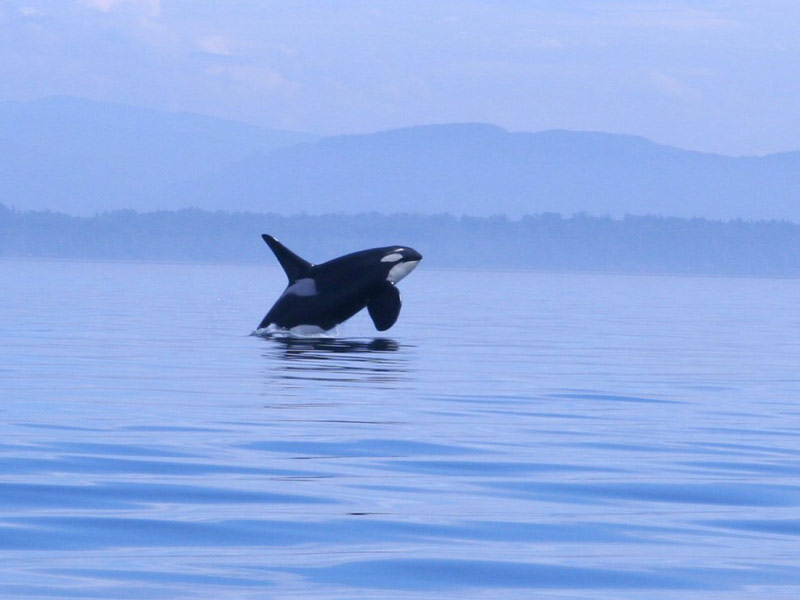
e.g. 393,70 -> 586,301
2,203 -> 800,276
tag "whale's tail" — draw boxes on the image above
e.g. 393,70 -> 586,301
262,235 -> 312,283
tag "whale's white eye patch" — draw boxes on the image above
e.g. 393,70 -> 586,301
381,253 -> 403,263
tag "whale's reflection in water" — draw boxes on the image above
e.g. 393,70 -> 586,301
261,336 -> 412,386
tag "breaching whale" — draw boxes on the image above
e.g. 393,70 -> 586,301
256,235 -> 422,334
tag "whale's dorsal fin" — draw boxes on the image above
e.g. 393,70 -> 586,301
262,235 -> 313,283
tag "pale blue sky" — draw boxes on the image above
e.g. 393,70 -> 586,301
2,0 -> 799,155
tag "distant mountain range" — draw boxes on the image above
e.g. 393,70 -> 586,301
0,96 -> 317,214
3,96 -> 800,220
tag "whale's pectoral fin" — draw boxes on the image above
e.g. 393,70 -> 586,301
367,281 -> 402,331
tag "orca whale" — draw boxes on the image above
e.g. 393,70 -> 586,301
256,235 -> 422,334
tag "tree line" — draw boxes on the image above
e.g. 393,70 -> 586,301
2,203 -> 800,276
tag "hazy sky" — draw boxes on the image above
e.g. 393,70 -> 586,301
2,0 -> 799,155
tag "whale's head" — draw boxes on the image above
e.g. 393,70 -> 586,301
380,246 -> 423,284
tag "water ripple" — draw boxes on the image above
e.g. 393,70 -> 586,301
3,262 -> 800,598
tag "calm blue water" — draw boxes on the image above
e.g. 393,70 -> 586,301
3,258 -> 800,599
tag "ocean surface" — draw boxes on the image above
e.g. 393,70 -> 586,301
2,258 -> 800,599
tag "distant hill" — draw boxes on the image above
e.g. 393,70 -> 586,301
0,96 -> 317,214
4,97 -> 800,220
174,124 -> 800,220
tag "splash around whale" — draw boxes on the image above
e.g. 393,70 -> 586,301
254,235 -> 422,337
